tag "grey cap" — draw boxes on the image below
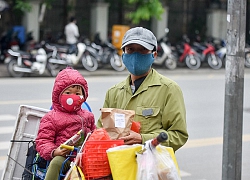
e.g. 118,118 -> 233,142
121,27 -> 157,51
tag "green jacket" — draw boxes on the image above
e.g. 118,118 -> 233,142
97,69 -> 188,151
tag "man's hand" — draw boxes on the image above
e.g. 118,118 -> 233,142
119,130 -> 142,145
53,146 -> 71,157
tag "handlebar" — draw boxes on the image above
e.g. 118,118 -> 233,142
137,132 -> 168,154
151,132 -> 168,147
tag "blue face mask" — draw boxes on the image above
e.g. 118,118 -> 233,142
122,52 -> 154,76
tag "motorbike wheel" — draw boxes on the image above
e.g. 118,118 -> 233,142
245,52 -> 250,68
7,59 -> 25,77
110,54 -> 126,71
207,54 -> 222,70
164,54 -> 177,70
82,53 -> 98,72
185,55 -> 201,70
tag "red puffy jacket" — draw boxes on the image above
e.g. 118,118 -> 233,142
36,67 -> 96,160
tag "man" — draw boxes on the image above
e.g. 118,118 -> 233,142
97,27 -> 188,151
64,16 -> 79,54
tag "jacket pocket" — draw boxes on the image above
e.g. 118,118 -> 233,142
136,106 -> 160,118
135,106 -> 161,133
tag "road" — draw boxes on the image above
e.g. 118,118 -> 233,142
0,64 -> 250,180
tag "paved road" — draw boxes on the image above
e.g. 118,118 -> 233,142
1,62 -> 250,180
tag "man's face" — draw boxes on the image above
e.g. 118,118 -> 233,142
124,44 -> 157,58
124,44 -> 151,54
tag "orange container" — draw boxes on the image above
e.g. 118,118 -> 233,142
112,25 -> 130,49
82,140 -> 124,180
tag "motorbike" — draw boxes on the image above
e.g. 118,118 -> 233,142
45,41 -> 86,70
216,41 -> 250,68
173,35 -> 201,70
81,39 -> 125,72
154,28 -> 177,70
0,31 -> 20,62
192,40 -> 222,70
4,42 -> 56,77
215,47 -> 226,67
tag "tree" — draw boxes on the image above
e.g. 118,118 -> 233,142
126,0 -> 164,24
12,0 -> 164,25
13,0 -> 54,12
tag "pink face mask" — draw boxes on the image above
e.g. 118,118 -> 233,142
60,94 -> 84,112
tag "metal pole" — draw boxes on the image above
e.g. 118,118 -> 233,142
222,0 -> 246,179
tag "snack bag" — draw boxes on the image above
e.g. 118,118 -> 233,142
131,121 -> 141,133
62,129 -> 84,147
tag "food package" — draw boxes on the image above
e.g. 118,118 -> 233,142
100,108 -> 134,139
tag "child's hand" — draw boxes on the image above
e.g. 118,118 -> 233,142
53,146 -> 71,157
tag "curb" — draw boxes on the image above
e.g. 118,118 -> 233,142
1,63 -> 249,78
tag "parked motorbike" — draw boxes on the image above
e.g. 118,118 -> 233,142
0,31 -> 20,62
154,28 -> 177,70
215,47 -> 226,67
4,42 -> 56,77
216,41 -> 250,68
81,39 -> 125,72
45,41 -> 86,69
173,35 -> 201,70
192,40 -> 222,70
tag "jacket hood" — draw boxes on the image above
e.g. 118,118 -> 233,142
52,67 -> 88,112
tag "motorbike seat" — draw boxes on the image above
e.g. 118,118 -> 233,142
46,43 -> 68,53
55,44 -> 69,53
14,50 -> 31,56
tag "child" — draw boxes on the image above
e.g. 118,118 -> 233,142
36,67 -> 96,180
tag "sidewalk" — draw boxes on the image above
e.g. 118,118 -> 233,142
1,62 -> 249,78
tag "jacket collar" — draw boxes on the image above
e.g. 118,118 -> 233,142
118,69 -> 162,95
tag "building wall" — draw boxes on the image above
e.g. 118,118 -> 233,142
40,0 -> 229,43
2,0 -> 248,45
40,0 -> 92,43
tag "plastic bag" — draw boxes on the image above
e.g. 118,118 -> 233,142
136,141 -> 158,180
64,163 -> 85,180
131,121 -> 141,133
63,129 -> 85,147
153,145 -> 181,180
107,144 -> 142,180
136,140 -> 181,180
88,128 -> 110,140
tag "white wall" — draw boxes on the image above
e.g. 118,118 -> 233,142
151,6 -> 169,40
206,9 -> 227,40
22,0 -> 40,41
91,2 -> 109,41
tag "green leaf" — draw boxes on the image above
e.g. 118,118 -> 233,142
14,0 -> 32,12
126,0 -> 164,24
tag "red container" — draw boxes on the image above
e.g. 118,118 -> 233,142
82,140 -> 124,180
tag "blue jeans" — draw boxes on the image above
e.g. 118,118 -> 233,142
68,44 -> 77,54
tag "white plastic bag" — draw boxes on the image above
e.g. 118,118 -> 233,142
153,145 -> 181,180
136,141 -> 158,180
136,140 -> 180,180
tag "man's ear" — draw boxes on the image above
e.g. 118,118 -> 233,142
153,51 -> 157,58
